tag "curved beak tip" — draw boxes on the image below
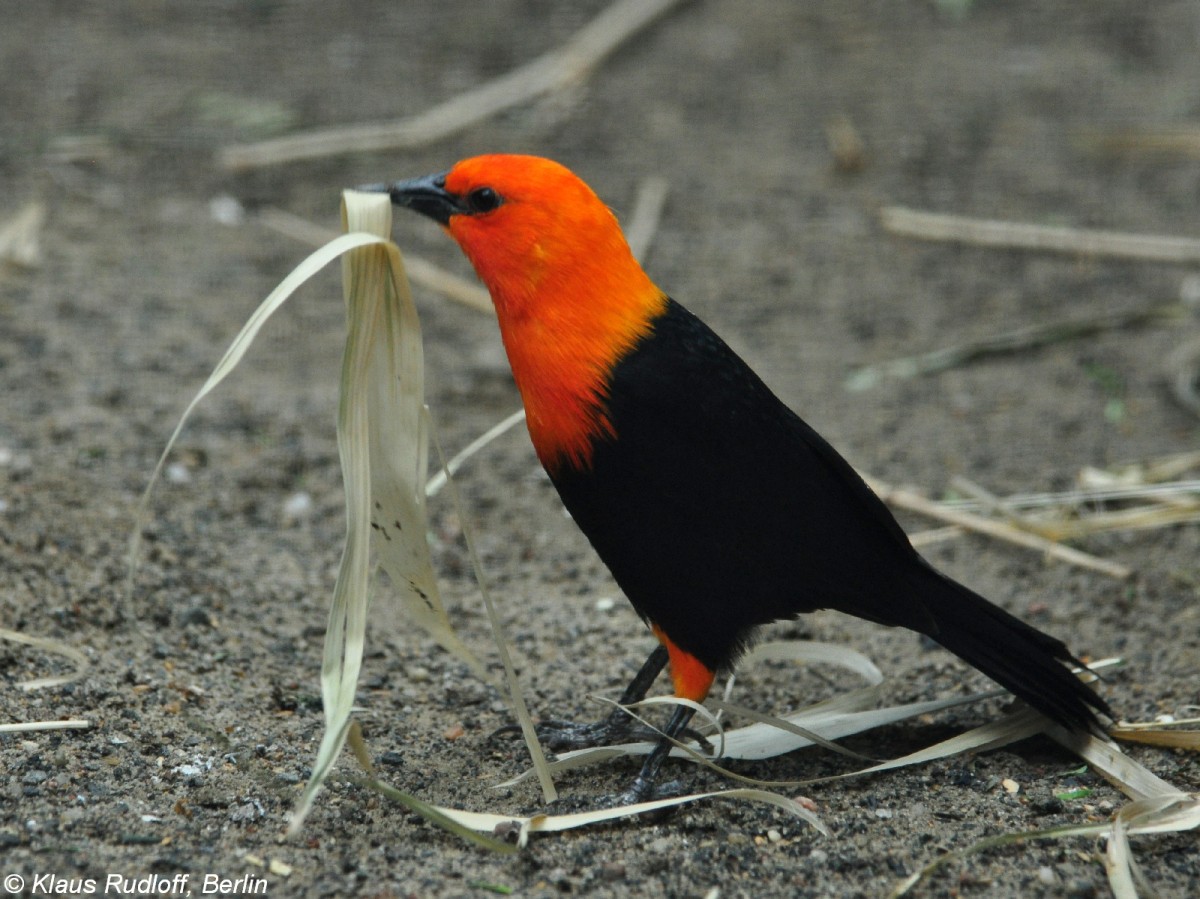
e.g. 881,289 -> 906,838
361,172 -> 459,225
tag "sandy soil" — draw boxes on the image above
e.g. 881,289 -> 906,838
2,2 -> 1199,896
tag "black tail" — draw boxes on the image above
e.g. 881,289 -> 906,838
918,568 -> 1112,732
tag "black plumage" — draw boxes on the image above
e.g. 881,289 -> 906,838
550,298 -> 1110,733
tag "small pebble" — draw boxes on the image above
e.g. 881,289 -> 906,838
165,462 -> 191,484
874,808 -> 893,819
1065,877 -> 1098,898
282,491 -> 313,523
594,596 -> 616,612
209,194 -> 245,226
766,828 -> 782,843
1002,778 -> 1020,794
598,862 -> 625,882
229,801 -> 261,823
1037,866 -> 1056,886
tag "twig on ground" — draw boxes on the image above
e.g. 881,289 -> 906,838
0,720 -> 92,734
846,305 -> 1179,391
624,175 -> 670,262
907,458 -> 1200,551
1,626 -> 90,690
219,0 -> 693,170
880,206 -> 1200,265
1081,127 -> 1200,161
864,475 -> 1134,580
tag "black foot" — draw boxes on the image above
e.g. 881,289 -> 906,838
613,778 -> 687,807
492,711 -> 712,753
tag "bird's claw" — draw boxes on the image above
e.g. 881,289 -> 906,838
490,715 -> 649,751
602,778 -> 688,811
491,714 -> 713,754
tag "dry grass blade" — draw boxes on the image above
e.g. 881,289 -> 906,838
894,793 -> 1200,897
881,206 -> 1200,265
340,194 -> 487,683
502,644 -> 1066,787
623,175 -> 670,262
356,775 -> 522,852
425,409 -> 527,498
428,416 -> 558,802
885,455 -> 1200,556
256,207 -> 493,313
737,639 -> 883,685
1035,504 -> 1200,541
0,626 -> 90,690
1043,723 -> 1183,801
292,191 -> 491,832
893,722 -> 1198,897
864,475 -> 1133,579
1106,794 -> 1200,899
1110,721 -> 1200,750
128,229 -> 383,598
511,689 -> 1040,791
132,192 -> 499,837
890,820 -> 1111,897
942,478 -> 1200,516
219,0 -> 693,170
1084,127 -> 1200,160
429,788 -> 826,844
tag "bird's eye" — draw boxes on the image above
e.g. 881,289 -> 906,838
466,187 -> 501,214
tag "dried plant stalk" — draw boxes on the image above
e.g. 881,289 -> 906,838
220,0 -> 692,170
881,206 -> 1200,265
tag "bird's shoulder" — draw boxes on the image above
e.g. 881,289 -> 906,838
600,297 -> 918,551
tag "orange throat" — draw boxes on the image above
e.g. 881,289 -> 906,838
439,154 -> 669,472
494,270 -> 667,473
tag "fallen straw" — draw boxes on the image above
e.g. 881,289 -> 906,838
881,206 -> 1200,265
219,0 -> 693,170
864,475 -> 1133,580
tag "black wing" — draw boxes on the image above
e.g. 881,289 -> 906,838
549,298 -> 937,670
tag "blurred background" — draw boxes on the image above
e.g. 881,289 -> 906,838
2,2 -> 1198,895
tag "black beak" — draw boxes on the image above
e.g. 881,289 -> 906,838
357,172 -> 463,225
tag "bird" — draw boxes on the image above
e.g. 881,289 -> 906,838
364,154 -> 1112,804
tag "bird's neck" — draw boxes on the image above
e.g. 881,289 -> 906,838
487,254 -> 666,473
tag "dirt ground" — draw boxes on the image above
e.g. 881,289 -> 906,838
2,1 -> 1198,896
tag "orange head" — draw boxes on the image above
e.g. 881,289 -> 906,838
376,155 -> 667,472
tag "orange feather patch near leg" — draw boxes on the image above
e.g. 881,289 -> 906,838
651,624 -> 715,703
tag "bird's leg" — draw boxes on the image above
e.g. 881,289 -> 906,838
495,645 -> 687,750
616,701 -> 699,805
